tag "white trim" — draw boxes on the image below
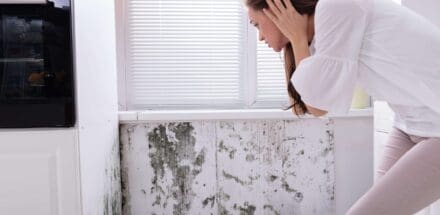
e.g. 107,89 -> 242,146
116,0 -> 127,111
119,108 -> 373,123
245,14 -> 258,108
123,0 -> 134,110
119,111 -> 138,121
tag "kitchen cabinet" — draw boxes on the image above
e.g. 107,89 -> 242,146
0,129 -> 80,215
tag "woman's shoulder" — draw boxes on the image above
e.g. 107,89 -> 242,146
314,0 -> 371,25
316,0 -> 369,14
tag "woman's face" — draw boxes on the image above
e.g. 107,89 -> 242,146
247,7 -> 289,52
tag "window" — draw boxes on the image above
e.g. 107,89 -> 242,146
255,40 -> 287,108
118,0 -> 289,111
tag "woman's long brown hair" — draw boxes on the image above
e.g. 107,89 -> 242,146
245,0 -> 318,115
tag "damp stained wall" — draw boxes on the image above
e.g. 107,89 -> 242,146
120,118 -> 337,215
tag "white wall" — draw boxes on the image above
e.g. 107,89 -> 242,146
402,0 -> 440,27
334,118 -> 374,215
73,0 -> 121,214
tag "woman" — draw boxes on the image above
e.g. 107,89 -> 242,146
244,0 -> 440,214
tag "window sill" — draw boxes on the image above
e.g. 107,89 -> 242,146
119,108 -> 373,123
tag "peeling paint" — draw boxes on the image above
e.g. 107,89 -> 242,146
121,119 -> 336,214
147,123 -> 206,215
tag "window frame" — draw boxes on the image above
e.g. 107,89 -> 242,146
117,0 -> 288,111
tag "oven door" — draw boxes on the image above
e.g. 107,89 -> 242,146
0,0 -> 75,128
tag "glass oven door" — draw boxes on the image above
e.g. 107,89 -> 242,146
0,0 -> 74,128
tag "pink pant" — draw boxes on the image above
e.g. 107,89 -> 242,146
347,127 -> 440,215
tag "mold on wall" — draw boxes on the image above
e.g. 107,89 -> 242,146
120,118 -> 335,214
104,137 -> 123,215
120,125 -> 136,215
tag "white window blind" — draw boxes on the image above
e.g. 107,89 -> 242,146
255,39 -> 288,107
125,0 -> 246,109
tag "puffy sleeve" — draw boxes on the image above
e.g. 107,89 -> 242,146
291,0 -> 369,114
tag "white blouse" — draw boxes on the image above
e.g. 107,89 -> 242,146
291,0 -> 440,137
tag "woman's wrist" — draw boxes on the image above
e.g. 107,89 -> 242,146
290,36 -> 311,66
289,33 -> 309,47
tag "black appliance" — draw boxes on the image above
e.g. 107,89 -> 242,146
0,0 -> 75,128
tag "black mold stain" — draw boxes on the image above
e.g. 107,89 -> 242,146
202,195 -> 216,208
245,154 -> 256,162
222,171 -> 260,186
112,197 -> 120,215
281,179 -> 297,193
120,126 -> 131,215
233,202 -> 256,215
324,125 -> 336,202
192,149 -> 206,176
217,188 -> 231,215
267,175 -> 278,183
263,204 -> 280,215
294,192 -> 304,203
141,189 -> 147,195
219,121 -> 235,131
219,204 -> 231,215
152,195 -> 161,207
104,137 -> 123,215
194,150 -> 206,166
281,178 -> 303,202
326,130 -> 335,144
126,125 -> 135,148
285,135 -> 305,141
322,129 -> 335,158
219,188 -> 231,202
104,195 -> 109,215
147,122 -> 206,215
322,147 -> 332,156
218,140 -> 237,159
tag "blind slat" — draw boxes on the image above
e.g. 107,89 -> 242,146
256,40 -> 288,103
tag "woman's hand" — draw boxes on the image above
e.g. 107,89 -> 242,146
263,0 -> 309,44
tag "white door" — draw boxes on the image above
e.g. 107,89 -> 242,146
0,129 -> 81,215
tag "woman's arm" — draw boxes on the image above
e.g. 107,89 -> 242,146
291,37 -> 328,117
306,106 -> 328,117
264,0 -> 328,117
